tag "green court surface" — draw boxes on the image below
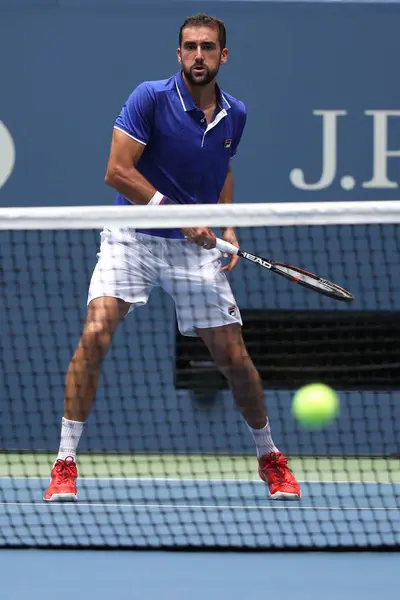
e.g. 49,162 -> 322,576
1,452 -> 399,483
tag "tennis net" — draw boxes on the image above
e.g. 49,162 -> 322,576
1,201 -> 399,550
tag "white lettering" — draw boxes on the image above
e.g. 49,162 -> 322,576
290,110 -> 347,190
0,121 -> 16,189
242,252 -> 272,269
362,110 -> 400,189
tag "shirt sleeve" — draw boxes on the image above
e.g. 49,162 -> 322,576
114,82 -> 155,145
230,103 -> 247,158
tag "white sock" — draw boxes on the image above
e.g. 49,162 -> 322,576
247,419 -> 279,459
56,417 -> 85,462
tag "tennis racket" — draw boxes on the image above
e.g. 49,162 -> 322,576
215,238 -> 354,303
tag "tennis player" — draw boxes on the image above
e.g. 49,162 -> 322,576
44,13 -> 301,502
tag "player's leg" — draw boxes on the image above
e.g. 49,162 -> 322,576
197,323 -> 300,500
43,297 -> 129,502
196,323 -> 268,426
163,241 -> 267,428
62,296 -> 130,446
165,240 -> 300,500
196,323 -> 277,453
44,229 -> 159,502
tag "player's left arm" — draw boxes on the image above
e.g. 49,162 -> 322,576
218,104 -> 247,272
218,162 -> 240,272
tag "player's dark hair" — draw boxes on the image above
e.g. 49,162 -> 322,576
179,13 -> 226,50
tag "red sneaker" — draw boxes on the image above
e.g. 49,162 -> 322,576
258,452 -> 301,500
43,457 -> 78,502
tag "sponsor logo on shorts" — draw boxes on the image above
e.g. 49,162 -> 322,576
224,138 -> 232,149
228,305 -> 237,317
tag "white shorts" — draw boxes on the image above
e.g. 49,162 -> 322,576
87,229 -> 242,336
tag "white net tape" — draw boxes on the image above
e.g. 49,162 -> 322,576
1,200 -> 400,229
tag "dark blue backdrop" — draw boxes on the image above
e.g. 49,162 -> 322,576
1,0 -> 399,455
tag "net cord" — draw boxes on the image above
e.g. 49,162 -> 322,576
1,200 -> 400,230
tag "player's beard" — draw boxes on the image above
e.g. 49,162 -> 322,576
183,63 -> 220,86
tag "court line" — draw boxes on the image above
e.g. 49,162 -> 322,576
0,502 -> 398,511
1,476 -> 398,485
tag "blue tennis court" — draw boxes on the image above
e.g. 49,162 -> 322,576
1,473 -> 399,599
0,549 -> 398,600
0,550 -> 400,600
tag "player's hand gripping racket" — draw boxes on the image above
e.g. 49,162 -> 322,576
215,238 -> 354,302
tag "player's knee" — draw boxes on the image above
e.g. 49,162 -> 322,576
215,349 -> 252,378
81,319 -> 113,357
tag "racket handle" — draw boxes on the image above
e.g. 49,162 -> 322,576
215,238 -> 239,255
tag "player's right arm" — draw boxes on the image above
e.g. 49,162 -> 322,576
105,82 -> 160,205
104,129 -> 156,205
106,82 -> 215,247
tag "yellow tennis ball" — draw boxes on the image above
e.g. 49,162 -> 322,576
292,384 -> 339,429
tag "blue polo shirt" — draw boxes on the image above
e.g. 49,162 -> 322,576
113,70 -> 247,238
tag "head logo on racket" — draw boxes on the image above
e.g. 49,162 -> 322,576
241,251 -> 272,269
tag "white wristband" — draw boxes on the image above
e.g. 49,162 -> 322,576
148,191 -> 166,206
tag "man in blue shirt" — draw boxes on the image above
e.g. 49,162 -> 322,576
44,13 -> 300,503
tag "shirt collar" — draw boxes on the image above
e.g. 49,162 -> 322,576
174,70 -> 231,113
